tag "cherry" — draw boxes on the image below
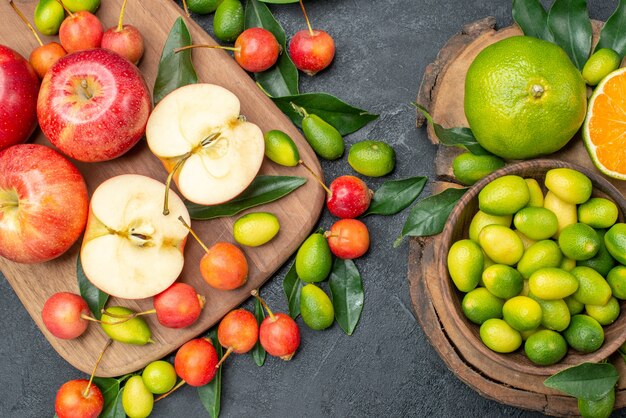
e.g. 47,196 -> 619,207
174,338 -> 219,386
101,0 -> 145,64
288,0 -> 335,75
326,175 -> 373,218
325,218 -> 370,259
153,282 -> 205,328
179,217 -> 248,290
42,292 -> 91,339
252,290 -> 300,360
215,308 -> 259,367
57,1 -> 104,53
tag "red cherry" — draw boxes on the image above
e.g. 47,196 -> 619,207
326,219 -> 370,259
326,175 -> 373,218
234,28 -> 280,73
174,338 -> 219,386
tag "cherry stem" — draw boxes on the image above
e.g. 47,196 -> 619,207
298,160 -> 330,195
181,0 -> 190,17
174,44 -> 240,54
163,153 -> 190,215
251,290 -> 275,321
116,0 -> 128,32
178,216 -> 211,253
155,379 -> 186,402
84,339 -> 113,398
215,347 -> 233,369
99,308 -> 156,320
9,1 -> 43,47
55,0 -> 74,18
298,0 -> 314,36
80,314 -> 133,326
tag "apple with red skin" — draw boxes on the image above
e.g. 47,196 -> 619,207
289,29 -> 335,76
42,292 -> 90,339
102,25 -> 144,64
59,11 -> 103,53
260,312 -> 300,360
0,144 -> 88,263
29,42 -> 66,79
234,28 -> 280,73
326,175 -> 372,219
200,242 -> 249,290
216,308 -> 259,366
326,218 -> 370,259
175,338 -> 218,386
0,45 -> 39,150
37,48 -> 152,162
153,283 -> 205,328
55,379 -> 103,418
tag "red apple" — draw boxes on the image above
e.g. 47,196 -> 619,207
153,282 -> 205,328
259,312 -> 300,360
0,45 -> 39,150
101,24 -> 144,65
234,28 -> 280,73
0,144 -> 88,263
59,11 -> 104,53
29,42 -> 67,79
289,29 -> 335,76
55,379 -> 103,418
42,292 -> 90,339
174,338 -> 218,386
37,48 -> 152,162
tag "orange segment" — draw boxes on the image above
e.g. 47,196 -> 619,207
584,67 -> 626,179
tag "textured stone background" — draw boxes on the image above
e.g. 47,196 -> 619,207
0,0 -> 620,417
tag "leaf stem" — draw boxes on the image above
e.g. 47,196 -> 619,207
178,216 -> 211,253
83,339 -> 113,398
9,1 -> 43,47
251,290 -> 275,321
298,0 -> 314,36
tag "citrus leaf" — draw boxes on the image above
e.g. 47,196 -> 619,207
186,175 -> 306,220
245,0 -> 299,96
395,187 -> 466,247
93,375 -> 131,418
596,0 -> 626,56
512,0 -> 554,42
362,176 -> 427,217
414,104 -> 491,156
548,0 -> 592,70
198,329 -> 222,418
544,362 -> 619,401
153,17 -> 198,105
77,256 -> 108,320
283,260 -> 304,319
271,93 -> 378,135
329,258 -> 364,335
252,297 -> 266,366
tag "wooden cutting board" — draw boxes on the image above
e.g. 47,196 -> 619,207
0,0 -> 325,377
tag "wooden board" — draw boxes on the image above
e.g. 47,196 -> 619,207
409,17 -> 626,415
0,0 -> 325,377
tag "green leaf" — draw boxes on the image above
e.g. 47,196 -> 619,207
271,93 -> 378,135
93,376 -> 129,418
362,176 -> 427,217
198,329 -> 222,418
257,0 -> 299,3
186,175 -> 306,220
245,0 -> 299,96
512,0 -> 554,42
329,259 -> 364,335
77,256 -> 108,320
548,0 -> 592,70
414,104 -> 491,156
544,362 -> 619,401
252,297 -> 266,366
283,260 -> 304,319
153,17 -> 198,105
596,0 -> 626,56
395,187 -> 466,246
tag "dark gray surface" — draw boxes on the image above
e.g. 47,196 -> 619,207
0,1 -> 622,417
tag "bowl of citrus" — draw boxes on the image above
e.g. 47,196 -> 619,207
439,159 -> 626,375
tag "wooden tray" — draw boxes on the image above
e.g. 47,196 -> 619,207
409,17 -> 626,415
0,0 -> 325,377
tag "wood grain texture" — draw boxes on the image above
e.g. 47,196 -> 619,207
0,0 -> 325,376
410,17 -> 626,415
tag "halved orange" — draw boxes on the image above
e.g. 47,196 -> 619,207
583,67 -> 626,179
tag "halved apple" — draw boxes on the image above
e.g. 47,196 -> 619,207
80,174 -> 190,300
146,84 -> 265,209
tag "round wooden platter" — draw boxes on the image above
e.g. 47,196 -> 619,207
0,1 -> 325,376
409,17 -> 626,416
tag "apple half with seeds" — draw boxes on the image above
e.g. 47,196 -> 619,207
146,84 -> 265,211
80,174 -> 190,300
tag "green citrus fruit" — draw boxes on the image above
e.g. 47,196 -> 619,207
578,387 -> 615,418
479,318 -> 522,353
517,240 -> 563,279
452,152 -> 504,186
545,168 -> 593,205
213,0 -> 244,42
582,48 -> 621,86
34,0 -> 65,36
604,223 -> 626,264
544,191 -> 578,238
263,130 -> 300,167
188,0 -> 224,14
524,329 -> 568,366
563,314 -> 604,353
586,296 -> 620,326
558,223 -> 600,261
578,198 -> 619,229
565,295 -> 585,315
577,229 -> 615,277
571,266 -> 612,306
122,375 -> 154,418
233,212 -> 280,247
468,211 -> 512,242
525,178 -> 544,207
560,257 -> 577,272
478,175 -> 530,215
478,225 -> 524,265
482,264 -> 524,299
529,267 -> 578,300
461,288 -> 504,325
529,294 -> 571,331
515,230 -> 537,250
464,36 -> 586,159
514,207 -> 559,240
348,140 -> 395,177
447,239 -> 483,292
142,361 -> 177,395
607,265 -> 626,299
502,296 -> 543,331
300,284 -> 335,330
